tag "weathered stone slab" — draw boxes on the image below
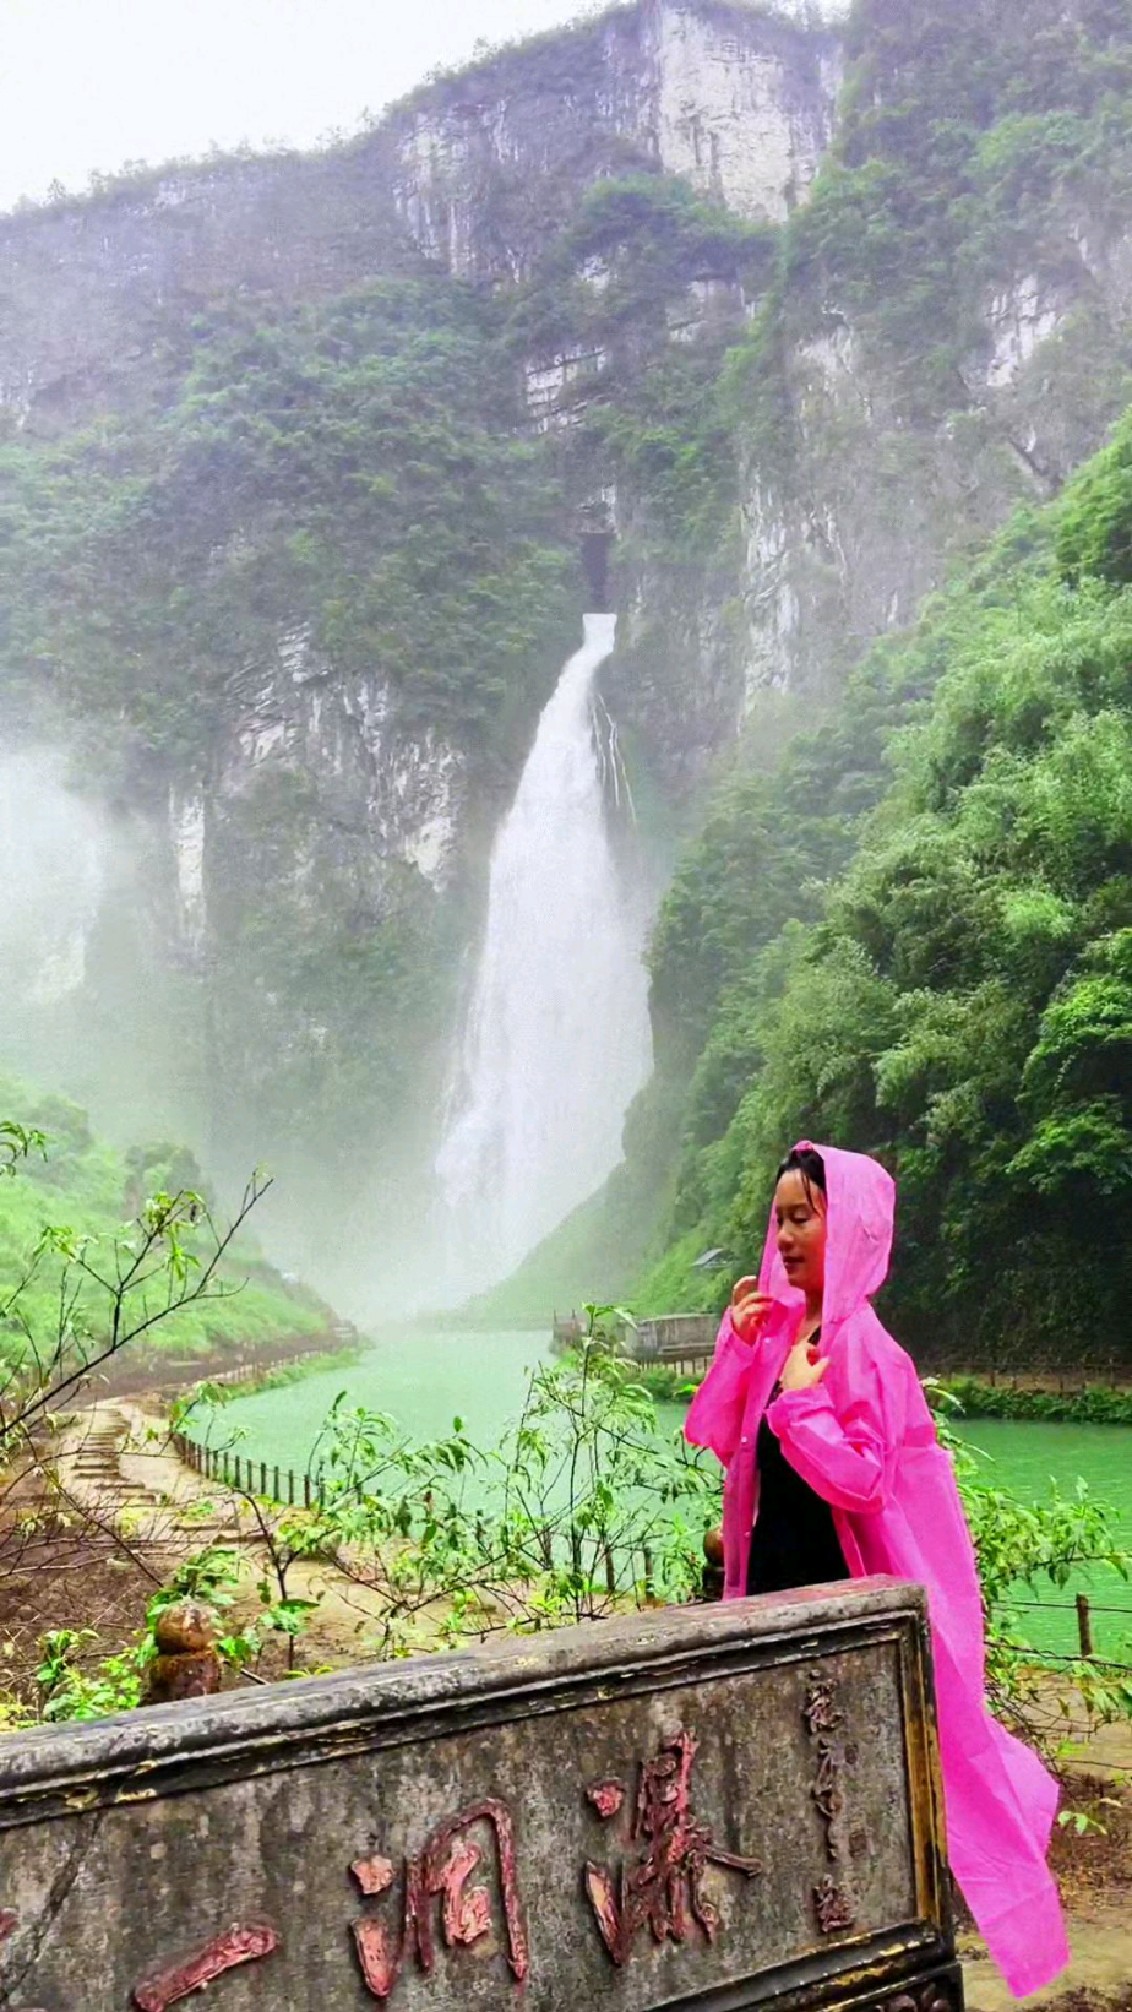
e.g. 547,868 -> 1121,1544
0,1578 -> 961,2010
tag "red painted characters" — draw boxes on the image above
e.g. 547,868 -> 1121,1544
132,1922 -> 280,2010
803,1671 -> 857,1936
583,1729 -> 762,1966
350,1797 -> 530,2003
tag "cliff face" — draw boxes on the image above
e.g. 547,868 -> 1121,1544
0,2 -> 843,434
2,0 -> 1130,1303
0,0 -> 846,431
389,0 -> 845,280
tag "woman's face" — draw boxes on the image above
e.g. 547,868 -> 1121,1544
774,1169 -> 827,1299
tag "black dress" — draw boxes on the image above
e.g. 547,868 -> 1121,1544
746,1338 -> 849,1597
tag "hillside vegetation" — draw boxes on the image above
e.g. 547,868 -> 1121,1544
0,1079 -> 327,1366
634,414 -> 1132,1370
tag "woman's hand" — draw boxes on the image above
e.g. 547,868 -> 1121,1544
779,1336 -> 829,1392
730,1276 -> 773,1346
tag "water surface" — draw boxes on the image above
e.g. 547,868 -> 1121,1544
207,1341 -> 1132,1661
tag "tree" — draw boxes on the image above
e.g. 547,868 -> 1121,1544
0,1114 -> 270,1716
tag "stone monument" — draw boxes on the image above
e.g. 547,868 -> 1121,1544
0,1577 -> 961,2009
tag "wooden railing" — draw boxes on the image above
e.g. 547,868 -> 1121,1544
170,1431 -> 326,1508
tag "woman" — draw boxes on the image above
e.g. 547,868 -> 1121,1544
685,1141 -> 1068,2001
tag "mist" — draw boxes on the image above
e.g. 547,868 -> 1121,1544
0,751 -> 106,1020
0,746 -> 466,1322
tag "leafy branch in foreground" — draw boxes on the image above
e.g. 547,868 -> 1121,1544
0,1121 -> 274,1719
180,1307 -> 720,1669
0,1170 -> 273,1454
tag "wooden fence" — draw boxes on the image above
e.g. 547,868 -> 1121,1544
170,1431 -> 326,1509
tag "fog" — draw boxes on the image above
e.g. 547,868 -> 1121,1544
0,752 -> 107,1017
0,746 -> 458,1319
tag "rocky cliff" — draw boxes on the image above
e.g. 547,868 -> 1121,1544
1,0 -> 1129,1306
0,0 -> 846,432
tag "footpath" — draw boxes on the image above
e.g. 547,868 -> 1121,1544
57,1398 -> 398,1667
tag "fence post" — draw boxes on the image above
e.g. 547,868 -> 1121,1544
289,1470 -> 295,1506
642,1547 -> 655,1602
260,1461 -> 267,1497
222,1451 -> 230,1485
234,1455 -> 241,1491
603,1542 -> 617,1597
304,1472 -> 311,1510
273,1465 -> 279,1502
1076,1593 -> 1095,1659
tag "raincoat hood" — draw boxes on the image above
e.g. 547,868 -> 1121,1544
759,1140 -> 894,1336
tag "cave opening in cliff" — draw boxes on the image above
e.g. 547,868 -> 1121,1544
580,532 -> 614,613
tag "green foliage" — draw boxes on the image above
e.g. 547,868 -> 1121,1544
1057,417 -> 1132,586
636,411 -> 1132,1363
933,1409 -> 1132,1746
35,1629 -> 145,1722
180,1321 -> 720,1663
0,278 -> 578,764
0,1077 -> 311,1367
782,0 -> 1132,412
32,1549 -> 246,1721
936,1378 -> 1132,1426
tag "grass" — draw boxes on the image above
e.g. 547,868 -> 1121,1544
0,1076 -> 327,1368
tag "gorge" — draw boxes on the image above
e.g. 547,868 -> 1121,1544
1,0 -> 1130,1349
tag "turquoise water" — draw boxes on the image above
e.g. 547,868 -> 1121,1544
204,1339 -> 1132,1660
203,1328 -> 553,1471
953,1419 -> 1132,1660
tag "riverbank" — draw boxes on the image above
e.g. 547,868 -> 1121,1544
939,1377 -> 1132,1425
92,1324 -> 361,1400
622,1363 -> 1132,1423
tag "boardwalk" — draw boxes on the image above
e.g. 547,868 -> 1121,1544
552,1311 -> 717,1377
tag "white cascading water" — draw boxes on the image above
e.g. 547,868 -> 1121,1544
434,614 -> 653,1297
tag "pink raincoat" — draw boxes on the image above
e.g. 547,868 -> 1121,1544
685,1142 -> 1068,2000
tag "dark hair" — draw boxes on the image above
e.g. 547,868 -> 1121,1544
775,1145 -> 826,1202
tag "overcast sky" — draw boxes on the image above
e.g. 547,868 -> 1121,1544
0,0 -> 606,214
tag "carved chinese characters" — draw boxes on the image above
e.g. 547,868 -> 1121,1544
350,1798 -> 529,2002
0,1589 -> 960,2011
803,1671 -> 857,1936
582,1730 -> 762,1966
132,1923 -> 280,2010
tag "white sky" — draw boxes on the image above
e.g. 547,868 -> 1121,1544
0,0 -> 609,214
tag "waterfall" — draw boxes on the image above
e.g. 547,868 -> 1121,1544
434,614 -> 653,1297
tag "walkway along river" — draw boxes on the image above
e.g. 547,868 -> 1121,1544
185,1329 -> 1132,1665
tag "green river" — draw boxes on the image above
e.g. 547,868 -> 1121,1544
204,1329 -> 1132,1662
